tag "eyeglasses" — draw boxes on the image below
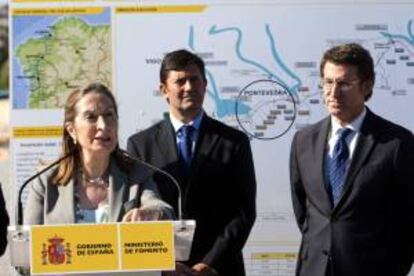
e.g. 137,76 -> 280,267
321,78 -> 360,92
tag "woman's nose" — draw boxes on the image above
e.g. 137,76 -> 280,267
96,115 -> 106,129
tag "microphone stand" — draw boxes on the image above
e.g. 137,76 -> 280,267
121,151 -> 196,261
9,153 -> 72,269
121,151 -> 187,228
16,153 -> 73,226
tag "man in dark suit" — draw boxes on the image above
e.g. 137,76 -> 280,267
127,49 -> 256,276
290,43 -> 414,276
0,183 -> 9,256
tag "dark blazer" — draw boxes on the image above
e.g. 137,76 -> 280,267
0,183 -> 9,256
127,114 -> 257,276
24,157 -> 173,225
290,108 -> 414,276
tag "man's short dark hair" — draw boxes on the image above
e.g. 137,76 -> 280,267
320,43 -> 375,100
160,49 -> 207,83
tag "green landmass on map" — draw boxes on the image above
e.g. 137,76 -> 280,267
0,59 -> 8,90
16,17 -> 111,108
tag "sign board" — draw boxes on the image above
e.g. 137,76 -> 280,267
30,222 -> 174,275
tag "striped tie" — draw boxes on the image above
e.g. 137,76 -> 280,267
329,128 -> 352,205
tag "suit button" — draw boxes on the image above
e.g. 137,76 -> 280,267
323,250 -> 332,261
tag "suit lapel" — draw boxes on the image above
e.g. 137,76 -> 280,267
310,118 -> 334,214
158,120 -> 179,160
109,160 -> 128,222
191,116 -> 219,177
157,120 -> 181,177
55,178 -> 76,223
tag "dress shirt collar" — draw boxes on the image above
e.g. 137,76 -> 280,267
169,110 -> 204,133
330,107 -> 366,136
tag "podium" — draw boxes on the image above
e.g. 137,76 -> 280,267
8,220 -> 195,275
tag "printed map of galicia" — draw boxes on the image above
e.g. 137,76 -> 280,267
13,8 -> 111,109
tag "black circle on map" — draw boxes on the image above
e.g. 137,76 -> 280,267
235,79 -> 296,140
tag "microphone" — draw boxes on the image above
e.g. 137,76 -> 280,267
16,153 -> 73,226
120,151 -> 196,262
120,150 -> 184,221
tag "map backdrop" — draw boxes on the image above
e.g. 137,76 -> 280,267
10,1 -> 414,275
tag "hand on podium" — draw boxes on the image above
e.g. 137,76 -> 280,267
122,206 -> 162,222
192,263 -> 218,276
162,262 -> 193,276
163,262 -> 218,276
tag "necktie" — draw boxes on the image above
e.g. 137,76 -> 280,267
178,125 -> 194,173
329,128 -> 352,205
